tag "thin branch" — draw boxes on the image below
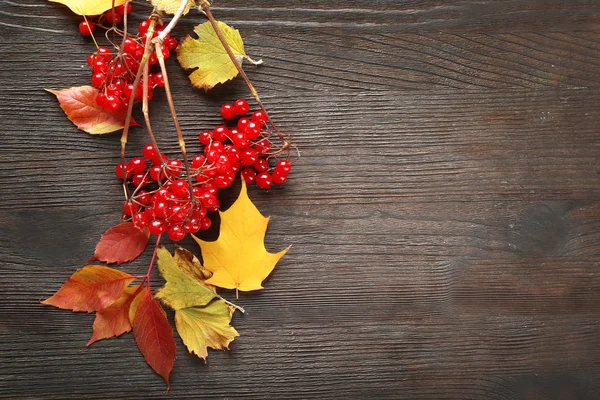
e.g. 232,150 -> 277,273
155,41 -> 196,201
200,4 -> 292,152
154,0 -> 189,43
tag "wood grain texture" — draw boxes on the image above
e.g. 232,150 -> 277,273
1,0 -> 599,398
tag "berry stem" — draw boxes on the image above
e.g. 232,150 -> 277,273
154,0 -> 188,44
120,14 -> 159,193
200,3 -> 292,152
145,234 -> 162,287
155,41 -> 196,201
120,0 -> 131,49
82,14 -> 99,49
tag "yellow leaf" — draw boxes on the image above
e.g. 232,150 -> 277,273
155,247 -> 217,310
49,0 -> 125,16
193,181 -> 289,294
150,0 -> 196,15
175,301 -> 239,360
176,21 -> 247,91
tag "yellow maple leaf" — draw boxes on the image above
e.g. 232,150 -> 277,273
176,21 -> 248,91
175,301 -> 239,360
155,247 -> 217,310
150,0 -> 196,15
193,181 -> 289,294
49,0 -> 125,16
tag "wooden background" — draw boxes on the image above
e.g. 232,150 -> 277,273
1,0 -> 600,398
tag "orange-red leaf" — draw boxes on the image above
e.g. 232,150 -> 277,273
47,86 -> 139,134
87,285 -> 141,346
131,287 -> 177,387
90,222 -> 150,265
42,266 -> 135,312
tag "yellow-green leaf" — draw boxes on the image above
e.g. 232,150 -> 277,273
150,0 -> 196,15
175,301 -> 239,360
176,21 -> 247,91
192,181 -> 289,294
49,0 -> 125,16
155,247 -> 217,309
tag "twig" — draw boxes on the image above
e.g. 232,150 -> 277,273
155,41 -> 196,201
154,0 -> 189,44
200,3 -> 292,151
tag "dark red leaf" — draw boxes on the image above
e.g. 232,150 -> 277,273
90,222 -> 150,265
131,287 -> 177,387
41,265 -> 135,312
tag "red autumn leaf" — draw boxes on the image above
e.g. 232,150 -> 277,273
42,265 -> 135,312
47,86 -> 140,134
131,287 -> 177,387
87,284 -> 141,346
90,222 -> 150,265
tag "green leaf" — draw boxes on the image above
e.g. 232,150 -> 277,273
155,247 -> 217,309
176,21 -> 248,91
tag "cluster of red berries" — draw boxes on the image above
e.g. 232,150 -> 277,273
78,3 -> 132,37
117,99 -> 292,241
82,8 -> 177,112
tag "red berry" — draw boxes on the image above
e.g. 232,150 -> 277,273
191,155 -> 206,169
153,72 -> 165,87
255,172 -> 273,189
215,171 -> 235,188
241,168 -> 256,184
165,36 -> 178,51
128,157 -> 147,174
233,99 -> 249,115
152,201 -> 169,218
105,10 -> 122,25
138,19 -> 150,36
161,46 -> 170,60
272,170 -> 288,184
115,163 -> 131,179
136,190 -> 152,205
91,72 -> 106,88
148,219 -> 166,235
226,146 -> 241,164
105,83 -> 122,97
133,212 -> 149,227
240,148 -> 259,166
168,224 -> 186,241
230,130 -> 250,148
276,159 -> 292,173
115,3 -> 132,14
245,121 -> 261,140
132,173 -> 148,188
253,158 -> 268,172
79,21 -> 94,36
95,92 -> 106,107
254,139 -> 271,155
199,130 -> 212,145
171,179 -> 189,198
92,59 -> 108,74
237,118 -> 249,132
220,103 -> 235,119
142,144 -> 158,162
251,110 -> 268,125
212,126 -> 229,142
123,38 -> 138,54
122,200 -> 138,216
200,217 -> 212,230
167,159 -> 183,177
104,95 -> 121,112
149,53 -> 158,65
96,47 -> 112,61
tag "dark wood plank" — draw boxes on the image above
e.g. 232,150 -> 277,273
0,0 -> 599,398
